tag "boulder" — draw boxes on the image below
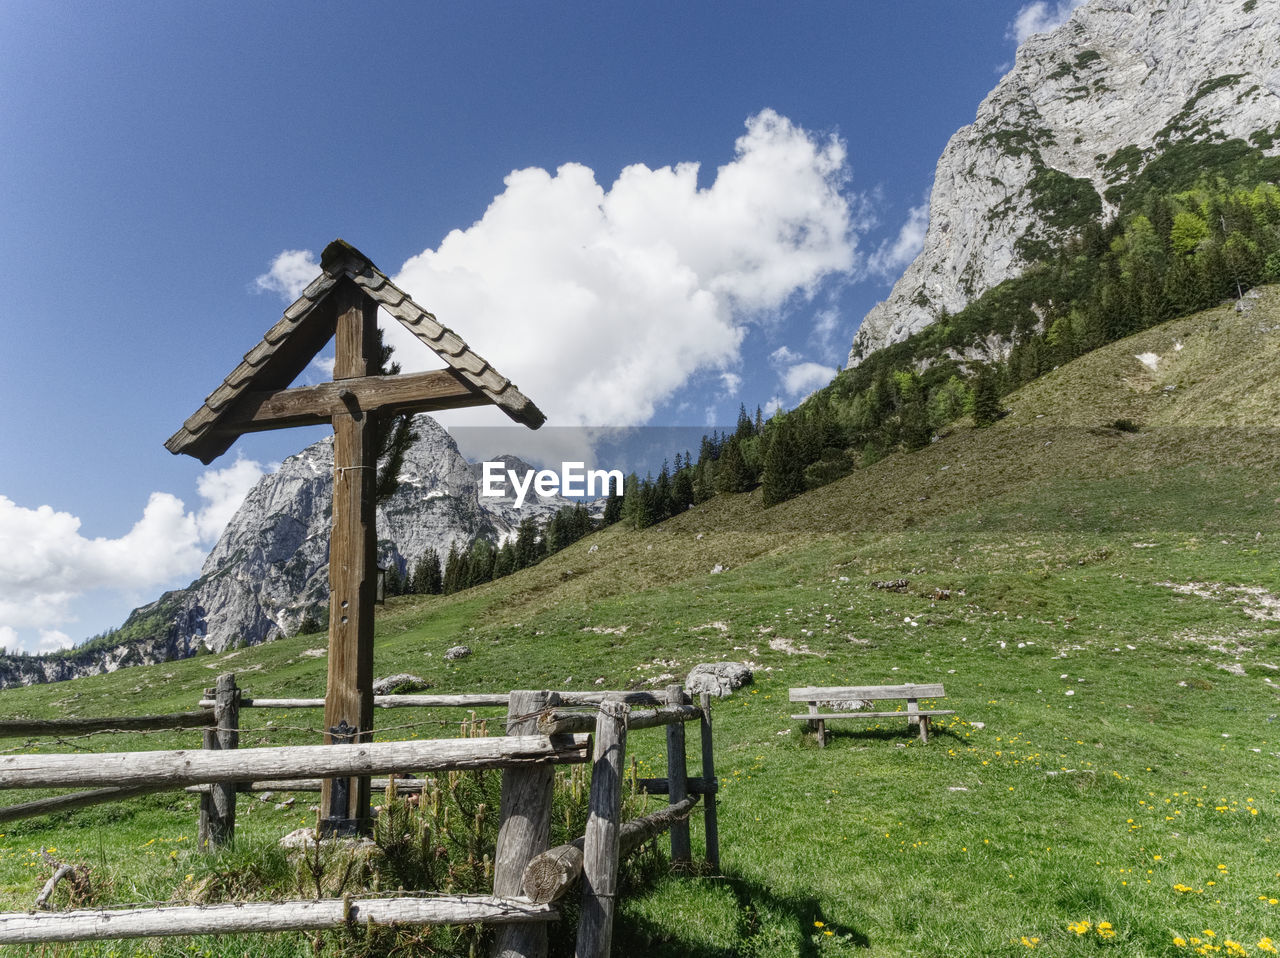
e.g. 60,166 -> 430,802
372,673 -> 430,694
444,645 -> 472,661
685,661 -> 752,698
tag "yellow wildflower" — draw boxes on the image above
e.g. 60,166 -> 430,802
1068,920 -> 1091,935
1174,937 -> 1187,948
1259,938 -> 1278,954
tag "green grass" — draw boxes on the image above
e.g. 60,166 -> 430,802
3,295 -> 1280,955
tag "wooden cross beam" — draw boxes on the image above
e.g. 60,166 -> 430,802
166,241 -> 544,835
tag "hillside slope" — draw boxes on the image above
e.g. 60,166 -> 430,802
1,296 -> 1278,957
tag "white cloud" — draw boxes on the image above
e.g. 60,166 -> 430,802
255,249 -> 321,301
719,372 -> 742,396
0,493 -> 204,638
763,396 -> 784,417
867,202 -> 929,280
769,345 -> 801,366
1007,0 -> 1086,45
782,361 -> 837,398
36,629 -> 73,652
194,456 -> 268,541
378,109 -> 858,427
0,458 -> 269,653
811,308 -> 844,360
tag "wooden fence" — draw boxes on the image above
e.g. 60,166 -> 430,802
0,675 -> 720,958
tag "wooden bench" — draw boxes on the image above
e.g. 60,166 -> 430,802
789,683 -> 954,746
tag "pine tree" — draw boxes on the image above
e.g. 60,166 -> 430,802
602,490 -> 623,525
442,541 -> 464,594
713,437 -> 751,494
372,328 -> 419,503
761,418 -> 806,506
971,365 -> 1002,427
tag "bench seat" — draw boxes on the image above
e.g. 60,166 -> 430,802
789,682 -> 950,746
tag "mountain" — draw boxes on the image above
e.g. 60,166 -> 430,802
848,0 -> 1280,365
0,416 -> 569,688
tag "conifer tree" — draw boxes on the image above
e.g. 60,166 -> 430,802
972,365 -> 1002,427
761,417 -> 806,506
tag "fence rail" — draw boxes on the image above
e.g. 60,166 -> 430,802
0,674 -> 722,957
0,895 -> 558,944
0,711 -> 215,739
0,735 -> 590,791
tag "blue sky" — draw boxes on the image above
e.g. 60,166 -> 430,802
0,0 -> 1082,653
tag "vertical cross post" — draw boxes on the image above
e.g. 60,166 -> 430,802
320,283 -> 379,834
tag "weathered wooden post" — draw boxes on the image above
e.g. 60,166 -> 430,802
319,283 -> 378,836
664,684 -> 691,866
165,240 -> 544,835
698,691 -> 720,871
492,690 -> 555,958
576,699 -> 628,958
198,672 -> 240,849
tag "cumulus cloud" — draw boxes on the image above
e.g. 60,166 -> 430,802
194,456 -> 269,541
811,308 -> 844,360
769,345 -> 802,366
782,361 -> 837,398
867,202 -> 929,280
719,372 -> 742,397
1007,0 -> 1086,45
377,109 -> 858,427
254,249 -> 320,301
0,458 -> 269,652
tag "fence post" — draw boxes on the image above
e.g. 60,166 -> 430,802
664,684 -> 690,866
491,690 -> 554,958
699,691 -> 720,871
575,698 -> 628,958
198,673 -> 239,850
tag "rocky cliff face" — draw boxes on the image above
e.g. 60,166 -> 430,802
0,416 -> 569,688
849,0 -> 1280,365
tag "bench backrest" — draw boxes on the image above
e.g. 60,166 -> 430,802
789,683 -> 945,702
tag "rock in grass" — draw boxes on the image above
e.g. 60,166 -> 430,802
686,662 -> 752,697
372,673 -> 431,694
444,645 -> 472,661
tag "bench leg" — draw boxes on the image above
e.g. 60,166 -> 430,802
919,715 -> 930,744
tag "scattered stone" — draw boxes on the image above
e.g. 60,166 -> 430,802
444,646 -> 472,661
257,791 -> 275,803
872,579 -> 910,592
769,637 -> 816,656
588,544 -> 598,553
685,661 -> 753,698
373,673 -> 430,695
280,827 -> 319,849
711,564 -> 726,574
1218,663 -> 1247,676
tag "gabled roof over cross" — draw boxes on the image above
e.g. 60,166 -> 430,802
165,238 -> 544,464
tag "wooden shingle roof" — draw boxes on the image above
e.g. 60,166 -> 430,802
166,239 -> 544,464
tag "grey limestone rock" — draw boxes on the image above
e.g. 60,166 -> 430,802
685,661 -> 753,698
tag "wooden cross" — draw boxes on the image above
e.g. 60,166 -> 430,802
167,240 -> 544,832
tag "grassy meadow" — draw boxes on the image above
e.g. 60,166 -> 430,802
1,292 -> 1280,955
